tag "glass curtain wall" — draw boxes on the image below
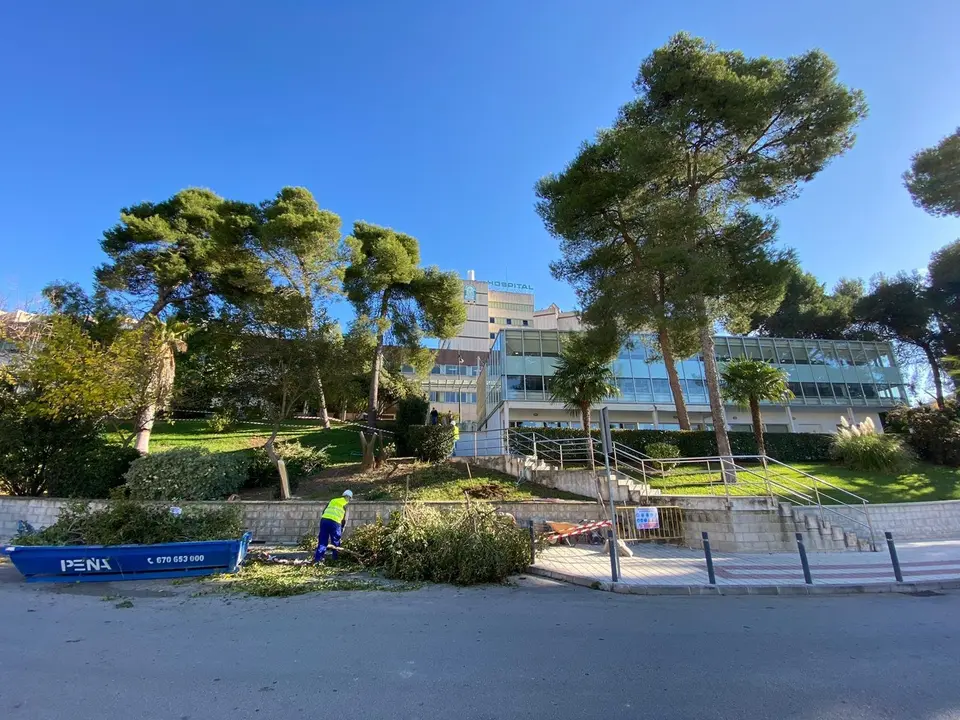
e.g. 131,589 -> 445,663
493,329 -> 906,408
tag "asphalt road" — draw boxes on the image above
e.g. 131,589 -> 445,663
2,567 -> 959,720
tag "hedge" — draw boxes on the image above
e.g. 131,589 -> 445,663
521,428 -> 833,463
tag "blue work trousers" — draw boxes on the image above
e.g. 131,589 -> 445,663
314,518 -> 343,563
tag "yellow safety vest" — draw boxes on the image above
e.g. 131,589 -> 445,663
321,497 -> 348,524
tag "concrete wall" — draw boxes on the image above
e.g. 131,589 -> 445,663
6,493 -> 956,552
0,497 -> 600,546
796,500 -> 960,541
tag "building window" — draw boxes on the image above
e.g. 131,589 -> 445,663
522,320 -> 529,326
540,333 -> 560,357
506,318 -> 512,325
524,375 -> 544,394
816,382 -> 834,402
506,375 -> 524,397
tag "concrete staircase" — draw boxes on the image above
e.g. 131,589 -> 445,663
778,502 -> 875,552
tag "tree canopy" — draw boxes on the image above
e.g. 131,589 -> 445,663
903,127 -> 960,217
742,262 -> 866,340
539,33 -> 864,466
344,221 -> 465,423
720,358 -> 793,457
548,332 -> 619,470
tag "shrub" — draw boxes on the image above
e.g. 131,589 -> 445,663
885,402 -> 960,467
407,425 -> 456,463
124,447 -> 248,501
46,441 -> 141,499
644,442 -> 681,475
247,440 -> 330,494
0,395 -> 108,496
204,410 -> 235,434
12,497 -> 244,546
830,417 -> 913,472
343,503 -> 529,585
521,428 -> 834,463
395,395 -> 430,456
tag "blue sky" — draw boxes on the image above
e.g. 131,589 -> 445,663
1,1 -> 958,322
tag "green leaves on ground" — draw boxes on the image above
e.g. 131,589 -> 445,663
12,498 -> 243,546
344,503 -> 529,585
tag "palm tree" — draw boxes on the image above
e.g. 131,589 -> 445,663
548,334 -> 619,470
720,358 -> 794,458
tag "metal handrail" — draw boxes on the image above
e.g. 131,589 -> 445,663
761,455 -> 871,506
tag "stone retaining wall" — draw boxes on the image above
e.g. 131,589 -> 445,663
4,495 -> 958,550
0,497 -> 601,545
795,499 -> 960,541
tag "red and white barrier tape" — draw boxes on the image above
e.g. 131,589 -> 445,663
544,519 -> 611,540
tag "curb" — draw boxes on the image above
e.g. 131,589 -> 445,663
526,566 -> 960,596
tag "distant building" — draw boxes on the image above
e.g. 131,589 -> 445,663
403,271 -> 578,428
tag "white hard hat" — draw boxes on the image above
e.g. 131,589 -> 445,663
342,489 -> 353,498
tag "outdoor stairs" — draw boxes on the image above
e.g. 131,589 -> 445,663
777,501 -> 876,552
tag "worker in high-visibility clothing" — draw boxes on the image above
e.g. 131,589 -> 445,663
313,489 -> 352,563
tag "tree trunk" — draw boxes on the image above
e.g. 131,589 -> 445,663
133,405 -> 156,454
659,323 -> 691,430
698,321 -> 736,482
263,426 -> 290,500
366,296 -> 390,425
582,404 -> 605,504
581,404 -> 595,471
749,397 -> 766,458
315,374 -> 332,429
921,343 -> 946,410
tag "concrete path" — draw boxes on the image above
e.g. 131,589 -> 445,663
2,563 -> 960,719
534,538 -> 960,590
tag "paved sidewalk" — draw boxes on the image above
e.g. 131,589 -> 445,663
533,538 -> 960,589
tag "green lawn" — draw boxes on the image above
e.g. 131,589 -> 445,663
131,419 -> 363,465
294,462 -> 591,503
647,461 -> 960,505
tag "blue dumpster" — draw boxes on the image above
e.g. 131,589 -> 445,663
1,533 -> 252,583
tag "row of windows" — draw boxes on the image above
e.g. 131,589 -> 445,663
489,301 -> 534,313
428,364 -> 482,376
503,374 -> 906,406
509,420 -> 686,431
504,375 -> 707,401
786,381 -> 907,403
490,317 -> 530,327
498,329 -> 896,370
714,337 -> 894,368
429,391 -> 478,404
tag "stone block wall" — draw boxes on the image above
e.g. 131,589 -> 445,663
0,497 -> 600,545
795,499 -> 960,541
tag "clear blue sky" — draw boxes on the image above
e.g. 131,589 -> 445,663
2,0 -> 959,322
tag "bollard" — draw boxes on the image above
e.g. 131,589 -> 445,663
702,531 -> 716,585
528,519 -> 537,566
607,528 -> 619,582
885,531 -> 903,582
796,532 -> 813,585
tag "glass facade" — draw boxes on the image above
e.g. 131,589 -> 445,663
484,329 -> 908,417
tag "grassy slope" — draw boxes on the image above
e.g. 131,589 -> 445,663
649,461 -> 960,505
142,419 -> 362,465
289,462 -> 591,503
148,423 -> 590,502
